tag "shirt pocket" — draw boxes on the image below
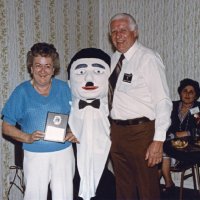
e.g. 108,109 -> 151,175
117,73 -> 145,94
117,73 -> 136,93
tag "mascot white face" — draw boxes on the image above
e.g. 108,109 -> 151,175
70,58 -> 110,100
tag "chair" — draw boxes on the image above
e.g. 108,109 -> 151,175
8,165 -> 25,199
170,162 -> 200,200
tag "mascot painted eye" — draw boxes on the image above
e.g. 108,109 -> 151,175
75,68 -> 86,75
67,48 -> 111,200
94,68 -> 105,74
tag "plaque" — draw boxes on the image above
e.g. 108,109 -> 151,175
44,112 -> 69,143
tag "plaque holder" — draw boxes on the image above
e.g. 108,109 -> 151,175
44,112 -> 68,143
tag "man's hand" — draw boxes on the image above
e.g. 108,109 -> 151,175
145,141 -> 163,167
65,131 -> 80,143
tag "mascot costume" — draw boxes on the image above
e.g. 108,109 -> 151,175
67,48 -> 111,200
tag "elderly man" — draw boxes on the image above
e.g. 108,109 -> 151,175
108,13 -> 172,200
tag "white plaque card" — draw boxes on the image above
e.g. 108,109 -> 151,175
44,112 -> 68,143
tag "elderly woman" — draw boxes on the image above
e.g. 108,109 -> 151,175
1,42 -> 78,200
160,78 -> 200,193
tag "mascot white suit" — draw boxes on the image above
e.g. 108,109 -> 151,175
67,48 -> 111,200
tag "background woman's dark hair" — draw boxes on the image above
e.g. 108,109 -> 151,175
27,42 -> 60,76
178,78 -> 200,100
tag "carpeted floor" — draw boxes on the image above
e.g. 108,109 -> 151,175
48,168 -> 200,200
160,184 -> 200,200
88,170 -> 199,200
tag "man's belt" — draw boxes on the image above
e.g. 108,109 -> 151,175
112,117 -> 150,126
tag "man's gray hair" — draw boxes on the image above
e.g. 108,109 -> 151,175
109,13 -> 138,34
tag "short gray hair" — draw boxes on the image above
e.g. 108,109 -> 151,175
109,13 -> 138,34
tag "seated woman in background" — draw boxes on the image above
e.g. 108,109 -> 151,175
160,78 -> 200,192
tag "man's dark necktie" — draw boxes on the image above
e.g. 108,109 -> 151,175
79,99 -> 100,109
109,54 -> 125,108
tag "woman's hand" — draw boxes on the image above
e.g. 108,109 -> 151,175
26,131 -> 45,143
176,131 -> 188,138
2,121 -> 45,143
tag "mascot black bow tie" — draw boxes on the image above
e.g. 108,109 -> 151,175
79,99 -> 100,109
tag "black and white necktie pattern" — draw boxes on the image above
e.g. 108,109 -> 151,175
108,54 -> 125,109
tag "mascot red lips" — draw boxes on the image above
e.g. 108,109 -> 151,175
82,86 -> 98,90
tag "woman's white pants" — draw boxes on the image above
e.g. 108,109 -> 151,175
23,146 -> 75,200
